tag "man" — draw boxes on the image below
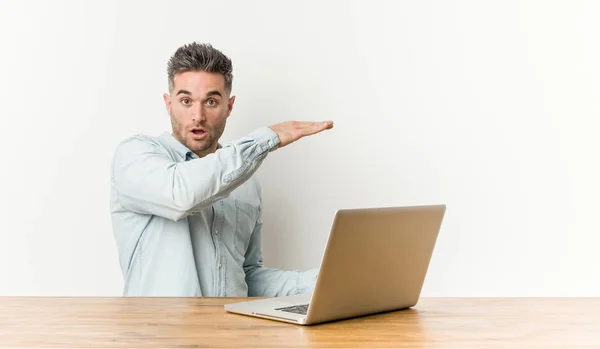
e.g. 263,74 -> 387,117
110,42 -> 333,297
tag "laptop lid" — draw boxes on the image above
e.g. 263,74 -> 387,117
304,204 -> 446,325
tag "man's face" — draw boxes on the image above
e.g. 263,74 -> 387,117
163,71 -> 235,158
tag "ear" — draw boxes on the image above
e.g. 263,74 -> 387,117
226,95 -> 236,117
163,93 -> 171,112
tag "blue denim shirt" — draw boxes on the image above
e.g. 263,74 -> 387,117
110,126 -> 318,297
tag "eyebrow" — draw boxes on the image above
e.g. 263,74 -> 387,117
176,90 -> 192,96
206,90 -> 222,98
175,90 -> 223,98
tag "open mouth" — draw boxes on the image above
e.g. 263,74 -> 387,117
190,128 -> 207,139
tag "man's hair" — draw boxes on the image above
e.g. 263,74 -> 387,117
167,42 -> 233,93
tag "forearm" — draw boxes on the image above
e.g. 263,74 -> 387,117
243,215 -> 318,296
112,126 -> 279,221
245,266 -> 318,297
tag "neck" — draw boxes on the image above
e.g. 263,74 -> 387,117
194,145 -> 217,158
194,141 -> 223,158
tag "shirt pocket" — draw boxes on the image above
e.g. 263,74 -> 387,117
234,199 -> 258,257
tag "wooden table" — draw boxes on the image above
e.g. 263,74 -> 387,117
1,297 -> 598,348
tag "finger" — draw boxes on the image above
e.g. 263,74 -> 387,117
300,121 -> 332,131
300,122 -> 332,136
314,121 -> 333,131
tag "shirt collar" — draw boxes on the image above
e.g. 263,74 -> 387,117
159,132 -> 222,160
160,132 -> 194,160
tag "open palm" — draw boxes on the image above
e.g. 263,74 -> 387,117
269,121 -> 334,148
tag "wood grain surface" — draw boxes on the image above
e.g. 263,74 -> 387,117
1,297 -> 598,348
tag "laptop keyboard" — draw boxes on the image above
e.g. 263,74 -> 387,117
275,303 -> 309,315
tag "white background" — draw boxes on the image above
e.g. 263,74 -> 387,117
0,0 -> 598,297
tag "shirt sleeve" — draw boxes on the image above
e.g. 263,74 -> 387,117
111,126 -> 280,222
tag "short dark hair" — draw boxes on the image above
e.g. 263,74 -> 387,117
167,42 -> 233,93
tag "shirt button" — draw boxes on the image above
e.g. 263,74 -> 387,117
215,229 -> 219,235
218,263 -> 222,269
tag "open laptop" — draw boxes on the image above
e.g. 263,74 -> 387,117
225,204 -> 446,325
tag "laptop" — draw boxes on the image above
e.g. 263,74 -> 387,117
224,204 -> 446,325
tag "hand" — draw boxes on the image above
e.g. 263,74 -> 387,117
268,120 -> 334,148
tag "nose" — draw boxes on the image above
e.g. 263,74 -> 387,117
192,104 -> 206,123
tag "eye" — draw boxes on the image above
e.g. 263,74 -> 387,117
206,99 -> 217,107
181,98 -> 191,105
